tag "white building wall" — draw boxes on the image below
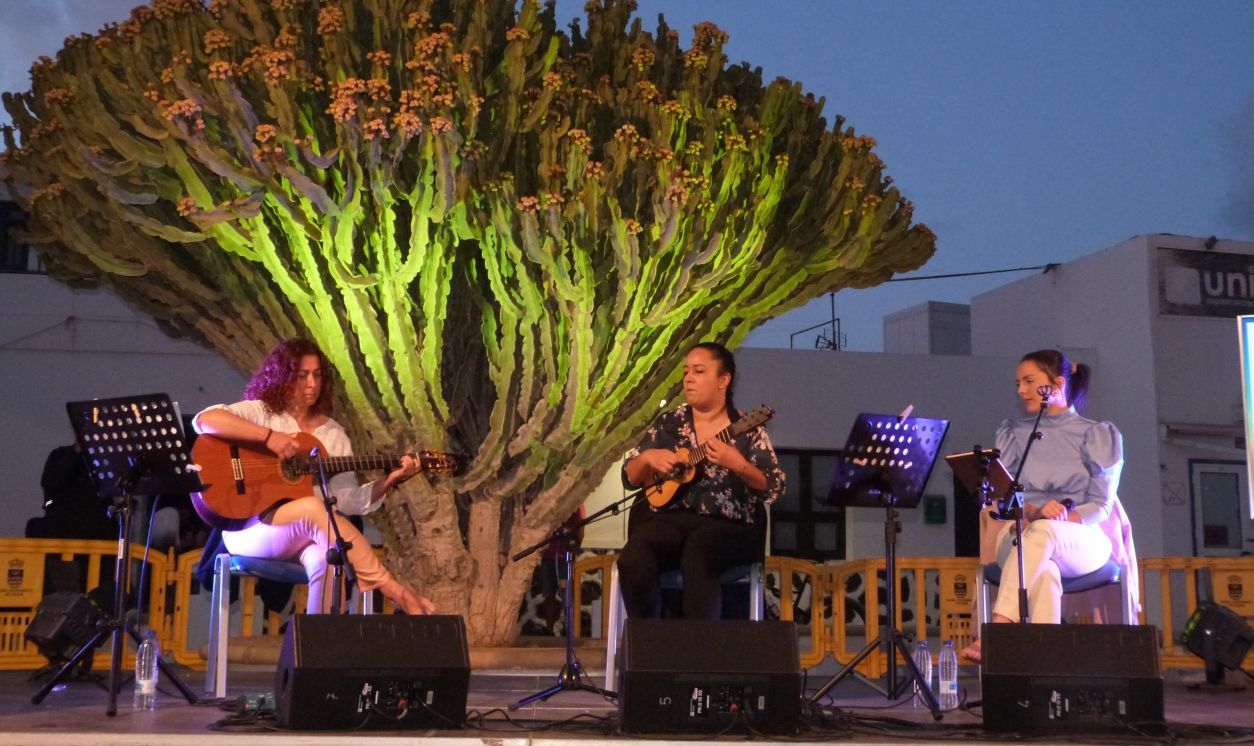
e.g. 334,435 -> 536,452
735,348 -> 1016,559
0,274 -> 246,538
972,234 -> 1254,556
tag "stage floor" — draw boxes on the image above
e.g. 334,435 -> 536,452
0,661 -> 1251,745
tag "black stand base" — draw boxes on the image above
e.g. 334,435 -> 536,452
32,621 -> 197,709
507,534 -> 618,711
509,659 -> 616,710
809,625 -> 942,720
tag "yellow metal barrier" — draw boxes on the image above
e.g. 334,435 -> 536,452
572,553 -> 617,639
1139,556 -> 1254,671
0,538 -> 173,671
571,552 -> 827,668
766,556 -> 827,669
826,557 -> 980,679
10,539 -> 1250,677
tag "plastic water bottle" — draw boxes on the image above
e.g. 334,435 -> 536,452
911,639 -> 932,707
133,629 -> 159,710
938,639 -> 959,710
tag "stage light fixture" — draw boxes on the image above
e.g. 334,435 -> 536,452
1181,601 -> 1254,684
24,591 -> 106,664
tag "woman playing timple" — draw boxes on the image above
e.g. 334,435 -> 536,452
617,342 -> 784,620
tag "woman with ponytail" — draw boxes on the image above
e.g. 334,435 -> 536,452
618,342 -> 785,620
962,349 -> 1123,661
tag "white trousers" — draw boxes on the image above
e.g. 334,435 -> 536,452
992,518 -> 1112,624
222,497 -> 391,614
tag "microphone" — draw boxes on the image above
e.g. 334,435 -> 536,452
1036,384 -> 1055,401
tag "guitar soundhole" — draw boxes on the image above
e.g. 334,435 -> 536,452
281,457 -> 308,483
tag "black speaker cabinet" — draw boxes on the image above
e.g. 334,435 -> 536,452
275,614 -> 469,730
981,623 -> 1163,733
618,618 -> 801,734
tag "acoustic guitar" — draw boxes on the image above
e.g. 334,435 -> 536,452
643,404 -> 775,510
190,432 -> 456,530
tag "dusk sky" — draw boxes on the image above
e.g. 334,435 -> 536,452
3,1 -> 1250,350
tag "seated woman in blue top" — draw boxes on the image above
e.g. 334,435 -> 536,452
962,349 -> 1122,662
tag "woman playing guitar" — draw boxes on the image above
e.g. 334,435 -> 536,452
618,342 -> 784,620
193,338 -> 435,616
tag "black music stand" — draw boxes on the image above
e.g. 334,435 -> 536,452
33,394 -> 203,714
808,412 -> 949,719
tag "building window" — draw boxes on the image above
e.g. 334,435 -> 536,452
0,201 -> 41,273
771,448 -> 845,561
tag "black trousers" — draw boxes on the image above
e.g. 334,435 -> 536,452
617,510 -> 759,620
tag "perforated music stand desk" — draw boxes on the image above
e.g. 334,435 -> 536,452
823,412 -> 949,510
812,412 -> 950,718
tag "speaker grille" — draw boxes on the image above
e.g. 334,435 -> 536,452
983,623 -> 1159,677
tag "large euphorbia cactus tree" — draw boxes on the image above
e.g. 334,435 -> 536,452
2,0 -> 935,643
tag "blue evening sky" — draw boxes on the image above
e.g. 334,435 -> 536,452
4,1 -> 1251,350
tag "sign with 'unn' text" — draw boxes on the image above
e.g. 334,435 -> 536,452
1160,247 -> 1254,318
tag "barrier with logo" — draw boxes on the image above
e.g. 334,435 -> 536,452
5,540 -> 1251,675
1139,556 -> 1254,670
0,539 -> 172,671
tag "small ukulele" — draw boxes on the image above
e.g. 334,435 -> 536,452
643,404 -> 775,510
190,432 -> 456,530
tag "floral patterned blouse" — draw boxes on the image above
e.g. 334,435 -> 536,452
622,405 -> 785,523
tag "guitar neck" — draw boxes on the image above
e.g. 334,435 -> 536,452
689,429 -> 736,466
306,454 -> 403,475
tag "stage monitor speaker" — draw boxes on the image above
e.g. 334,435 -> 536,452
275,614 -> 469,730
618,618 -> 801,735
981,623 -> 1162,733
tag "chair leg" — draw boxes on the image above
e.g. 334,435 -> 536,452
604,563 -> 624,690
749,562 -> 764,621
976,566 -> 991,631
207,554 -> 231,698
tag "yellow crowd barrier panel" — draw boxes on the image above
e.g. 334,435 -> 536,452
571,553 -> 827,669
0,538 -> 172,672
826,557 -> 980,679
1139,556 -> 1254,671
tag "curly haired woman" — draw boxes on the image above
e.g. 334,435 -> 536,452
194,338 -> 434,615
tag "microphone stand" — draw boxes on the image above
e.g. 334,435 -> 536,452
992,387 -> 1052,624
311,447 -> 357,615
507,484 -> 660,709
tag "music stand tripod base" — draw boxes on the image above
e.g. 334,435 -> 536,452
33,394 -> 204,714
808,412 -> 950,720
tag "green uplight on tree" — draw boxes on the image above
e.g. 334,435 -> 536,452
1,0 -> 935,644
